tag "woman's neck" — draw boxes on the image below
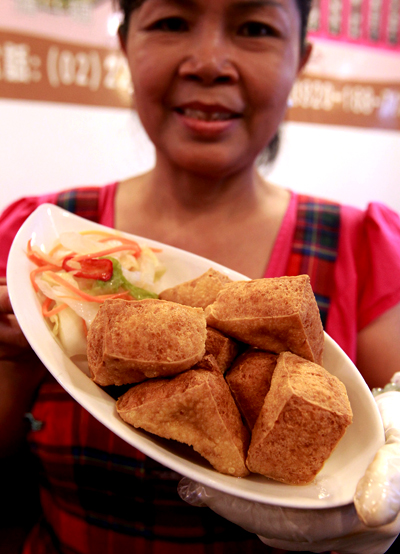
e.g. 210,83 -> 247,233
135,157 -> 265,219
115,159 -> 290,279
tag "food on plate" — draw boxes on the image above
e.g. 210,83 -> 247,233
225,350 -> 278,429
204,275 -> 324,364
116,355 -> 250,477
246,352 -> 353,485
87,298 -> 207,386
205,327 -> 240,374
159,268 -> 232,309
27,230 -> 165,356
28,233 -> 351,484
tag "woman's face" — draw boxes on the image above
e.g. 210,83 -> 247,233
123,0 -> 309,178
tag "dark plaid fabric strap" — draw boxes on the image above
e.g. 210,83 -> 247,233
286,194 -> 341,328
56,187 -> 101,223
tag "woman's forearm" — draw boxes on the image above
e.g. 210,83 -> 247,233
0,355 -> 46,457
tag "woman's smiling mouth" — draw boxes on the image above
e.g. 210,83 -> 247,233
174,102 -> 242,136
176,107 -> 241,121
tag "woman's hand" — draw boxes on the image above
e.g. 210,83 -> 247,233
354,386 -> 400,528
0,277 -> 31,357
0,277 -> 46,456
179,477 -> 399,553
178,383 -> 400,554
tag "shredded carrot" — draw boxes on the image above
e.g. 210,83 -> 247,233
79,229 -> 141,247
71,244 -> 141,261
45,272 -> 103,303
88,291 -> 132,301
79,230 -> 123,239
98,236 -> 140,246
98,237 -> 161,254
26,239 -> 48,267
106,291 -> 132,301
45,271 -> 132,303
47,303 -> 68,317
42,297 -> 68,318
26,239 -> 63,268
48,242 -> 68,257
58,291 -> 131,302
103,292 -> 131,301
30,263 -> 62,292
41,296 -> 52,314
96,233 -> 162,254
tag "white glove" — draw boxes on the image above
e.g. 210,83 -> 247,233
178,377 -> 400,554
354,388 -> 400,528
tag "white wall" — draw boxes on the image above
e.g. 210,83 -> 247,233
267,123 -> 400,212
0,98 -> 154,210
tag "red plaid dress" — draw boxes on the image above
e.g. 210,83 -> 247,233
21,188 -> 340,554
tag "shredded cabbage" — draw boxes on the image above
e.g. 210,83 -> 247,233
55,307 -> 88,358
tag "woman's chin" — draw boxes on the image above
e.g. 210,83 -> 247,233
165,148 -> 254,181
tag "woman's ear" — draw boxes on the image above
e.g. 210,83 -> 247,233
298,42 -> 313,74
117,24 -> 136,109
118,26 -> 128,56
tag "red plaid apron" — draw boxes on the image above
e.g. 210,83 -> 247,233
286,194 -> 340,328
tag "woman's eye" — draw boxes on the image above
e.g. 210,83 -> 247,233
239,21 -> 277,38
150,17 -> 188,33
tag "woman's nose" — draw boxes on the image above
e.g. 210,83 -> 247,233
178,31 -> 238,85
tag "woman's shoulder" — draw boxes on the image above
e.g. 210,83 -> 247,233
338,201 -> 400,330
292,193 -> 400,238
0,192 -> 59,276
288,193 -> 400,283
340,201 -> 400,246
0,192 -> 58,224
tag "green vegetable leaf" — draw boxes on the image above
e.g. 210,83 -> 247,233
92,257 -> 158,300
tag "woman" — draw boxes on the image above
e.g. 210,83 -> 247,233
1,0 -> 400,552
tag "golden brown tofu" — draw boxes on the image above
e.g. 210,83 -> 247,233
116,355 -> 250,477
205,326 -> 240,374
246,352 -> 353,485
205,275 -> 324,365
159,268 -> 232,310
226,349 -> 278,429
87,298 -> 207,386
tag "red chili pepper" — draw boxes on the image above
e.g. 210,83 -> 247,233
62,256 -> 113,281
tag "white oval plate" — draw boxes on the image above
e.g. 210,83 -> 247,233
7,203 -> 384,509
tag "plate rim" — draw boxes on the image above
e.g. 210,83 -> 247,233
7,203 -> 385,509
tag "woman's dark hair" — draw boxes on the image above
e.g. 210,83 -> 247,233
116,0 -> 312,54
